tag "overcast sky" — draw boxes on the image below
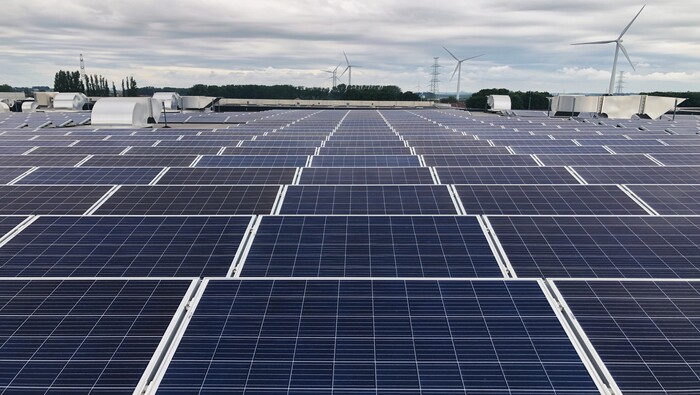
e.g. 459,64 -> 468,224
1,0 -> 698,93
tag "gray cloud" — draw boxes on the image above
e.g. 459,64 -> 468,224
0,0 -> 697,93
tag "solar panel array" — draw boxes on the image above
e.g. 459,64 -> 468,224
1,108 -> 700,393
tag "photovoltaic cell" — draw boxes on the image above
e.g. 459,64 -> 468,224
0,216 -> 251,277
489,215 -> 700,278
456,185 -> 648,215
555,280 -> 700,394
573,166 -> 700,184
240,216 -> 501,277
0,185 -> 112,215
649,154 -> 700,166
196,155 -> 309,167
94,185 -> 279,215
17,167 -> 163,185
0,216 -> 30,237
157,167 -> 296,185
0,279 -> 192,394
155,279 -> 600,394
435,167 -> 579,184
627,184 -> 700,215
510,146 -> 610,155
279,185 -> 458,214
299,167 -> 435,184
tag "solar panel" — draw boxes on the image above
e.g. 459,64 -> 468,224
0,146 -> 33,155
0,155 -> 87,167
318,147 -> 412,155
157,167 -> 296,185
510,146 -> 611,155
299,167 -> 435,184
649,153 -> 700,166
626,184 -> 700,215
197,155 -> 308,167
0,216 -> 251,277
609,145 -> 700,154
435,167 -> 580,184
573,166 -> 700,184
0,167 -> 33,184
537,154 -> 657,166
456,185 -> 648,215
240,216 -> 501,277
154,279 -> 601,394
554,279 -> 700,394
224,147 -> 317,155
127,146 -> 223,155
413,146 -> 511,155
84,155 -> 197,167
279,185 -> 458,214
0,278 -> 192,394
94,185 -> 280,215
311,155 -> 421,167
0,185 -> 112,215
17,167 -> 163,185
488,215 -> 700,278
31,146 -> 128,155
423,154 -> 537,166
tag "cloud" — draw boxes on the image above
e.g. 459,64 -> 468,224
0,0 -> 698,93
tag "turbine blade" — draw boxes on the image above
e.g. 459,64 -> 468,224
334,63 -> 341,72
450,64 -> 459,81
619,4 -> 646,39
460,54 -> 484,62
339,67 -> 349,78
343,51 -> 350,66
571,40 -> 616,45
442,46 -> 459,61
618,43 -> 636,71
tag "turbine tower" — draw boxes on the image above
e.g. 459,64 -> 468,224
442,47 -> 483,101
571,5 -> 645,95
340,52 -> 360,88
323,63 -> 341,88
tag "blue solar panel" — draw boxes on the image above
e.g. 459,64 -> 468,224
84,155 -> 197,167
435,167 -> 580,184
196,155 -> 308,167
456,185 -> 648,215
510,146 -> 610,155
94,185 -> 279,215
17,167 -> 163,185
157,167 -> 296,185
555,279 -> 700,394
240,216 -> 501,277
154,279 -> 600,394
299,167 -> 435,184
489,216 -> 700,278
0,216 -> 30,237
572,166 -> 700,184
627,185 -> 700,215
0,279 -> 192,394
0,185 -> 112,215
649,154 -> 700,166
537,154 -> 657,166
311,155 -> 421,167
0,156 -> 87,167
0,216 -> 251,277
279,185 -> 457,214
426,154 -> 538,167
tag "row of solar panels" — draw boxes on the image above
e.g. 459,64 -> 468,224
0,214 -> 697,279
0,183 -> 693,215
7,165 -> 700,184
0,277 -> 696,394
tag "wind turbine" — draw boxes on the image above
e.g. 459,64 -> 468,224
322,63 -> 341,88
443,47 -> 484,101
571,5 -> 645,95
339,51 -> 360,88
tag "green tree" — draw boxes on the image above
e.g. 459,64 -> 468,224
0,84 -> 12,92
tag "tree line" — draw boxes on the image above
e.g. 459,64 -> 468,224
185,83 -> 420,101
53,70 -> 139,97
